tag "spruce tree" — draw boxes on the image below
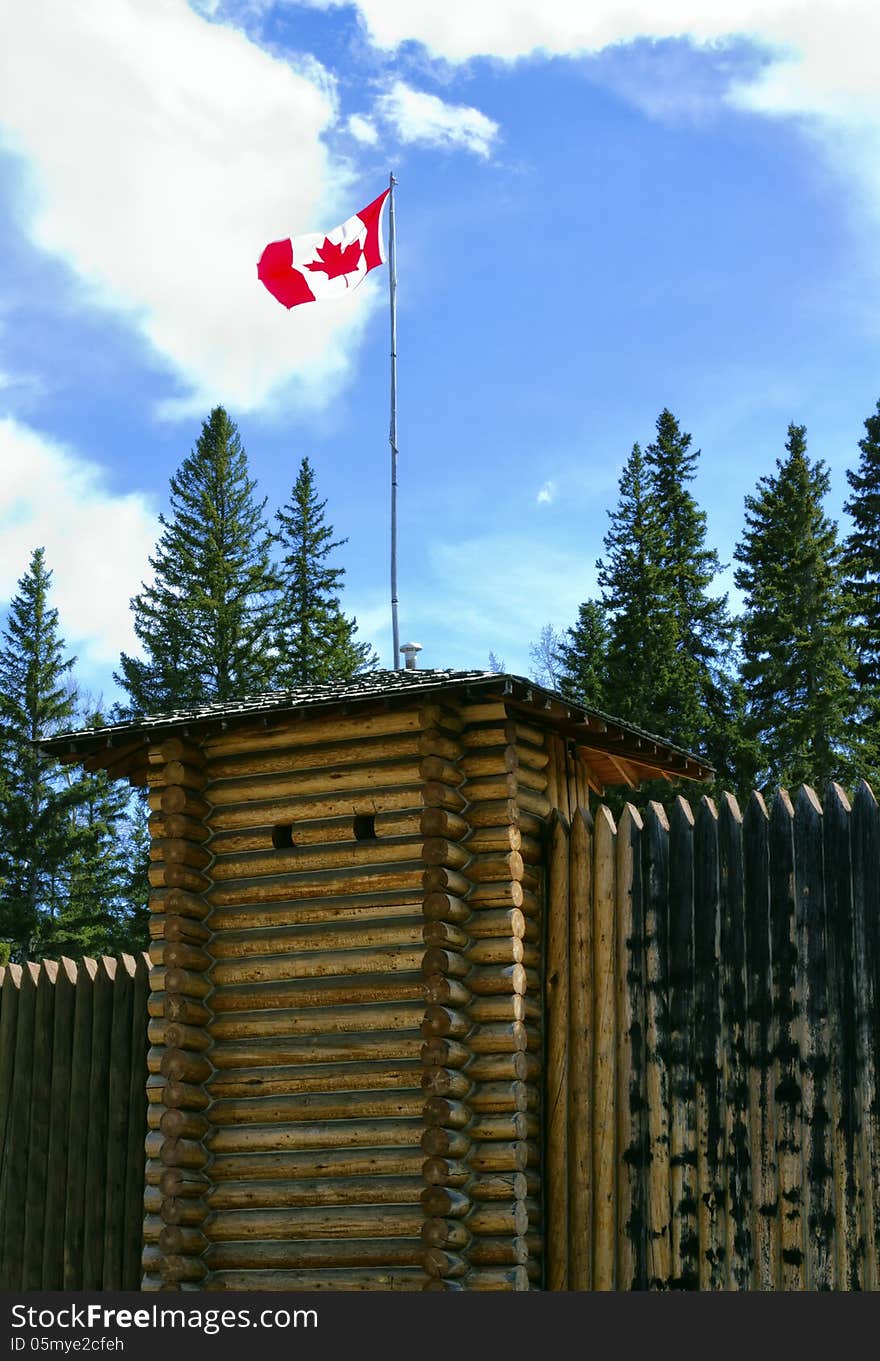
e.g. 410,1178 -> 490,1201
274,457 -> 377,685
843,398 -> 880,774
556,601 -> 609,708
0,548 -> 77,959
644,409 -> 735,762
596,443 -> 678,736
117,407 -> 277,713
733,423 -> 855,788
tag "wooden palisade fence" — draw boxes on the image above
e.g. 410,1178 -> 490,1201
548,781 -> 880,1291
0,953 -> 149,1290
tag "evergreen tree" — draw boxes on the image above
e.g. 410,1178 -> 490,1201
556,601 -> 609,708
529,623 -> 564,692
595,443 -> 678,737
273,457 -> 377,685
733,423 -> 855,788
843,398 -> 880,773
644,409 -> 735,762
0,548 -> 77,959
117,407 -> 277,713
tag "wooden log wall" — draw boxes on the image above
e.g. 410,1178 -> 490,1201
0,952 -> 149,1290
548,781 -> 880,1290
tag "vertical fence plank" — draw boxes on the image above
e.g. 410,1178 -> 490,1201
83,956 -> 116,1288
823,783 -> 863,1290
770,789 -> 804,1290
718,793 -> 751,1288
545,810 -> 570,1290
668,796 -> 697,1290
103,954 -> 135,1288
794,786 -> 834,1289
616,804 -> 647,1290
643,801 -> 671,1289
123,952 -> 150,1289
23,960 -> 55,1288
592,805 -> 617,1290
42,957 -> 76,1289
744,792 -> 776,1289
568,807 -> 593,1290
694,797 -> 725,1289
64,957 -> 96,1289
851,780 -> 880,1288
3,962 -> 38,1289
0,964 -> 22,1287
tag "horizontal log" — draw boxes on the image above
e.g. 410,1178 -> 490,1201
164,968 -> 212,999
470,1082 -> 536,1115
209,1033 -> 421,1070
423,919 -> 470,952
209,1001 -> 425,1042
203,1267 -> 424,1291
163,1021 -> 212,1053
153,761 -> 206,791
211,945 -> 423,988
421,781 -> 467,813
422,866 -> 471,897
149,888 -> 210,921
421,947 -> 469,980
162,1080 -> 211,1112
468,963 -> 529,997
209,761 -> 423,804
420,1127 -> 470,1159
157,916 -> 212,946
211,809 -> 422,855
210,1089 -> 423,1127
209,1146 -> 424,1183
421,1158 -> 469,1188
158,1225 -> 207,1256
160,1049 -> 212,1084
201,707 -> 429,758
210,787 -> 422,832
158,1168 -> 210,1198
421,1068 -> 472,1099
164,996 -> 212,1027
420,1038 -> 470,1070
512,763 -> 548,794
468,938 -> 539,966
466,799 -> 520,829
469,995 -> 539,1025
208,1204 -> 423,1242
209,972 -> 424,1014
208,866 -> 423,908
469,1237 -> 528,1267
421,1219 -> 471,1250
423,1248 -> 468,1279
465,825 -> 522,854
424,976 -> 470,1008
207,732 -> 423,782
161,1198 -> 209,1227
421,838 -> 470,870
210,839 -> 423,883
462,748 -> 518,779
423,1097 -> 470,1130
420,1186 -> 471,1217
208,1060 -> 422,1099
153,839 -> 212,872
162,942 -> 212,972
207,1176 -> 423,1211
466,908 -> 537,943
154,787 -> 211,820
471,1172 -> 536,1201
467,881 -> 525,908
463,1265 -> 529,1290
417,731 -> 461,761
419,756 -> 463,787
420,808 -> 469,841
422,891 -> 470,923
469,1021 -> 539,1053
420,1006 -> 471,1039
470,1112 -> 539,1142
208,1118 -> 423,1156
160,1255 -> 208,1284
149,813 -> 211,845
212,918 -> 422,960
159,1109 -> 210,1141
516,787 -> 552,818
148,863 -> 210,894
467,851 -> 525,884
205,1240 -> 423,1271
208,892 -> 423,933
160,1137 -> 209,1169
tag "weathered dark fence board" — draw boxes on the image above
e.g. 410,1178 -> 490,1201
0,953 -> 148,1291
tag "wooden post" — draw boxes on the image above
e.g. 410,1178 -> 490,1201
694,797 -> 724,1290
545,809 -> 570,1289
567,807 -> 593,1290
592,804 -> 617,1290
743,792 -> 776,1291
718,793 -> 751,1289
642,802 -> 670,1290
616,804 -> 646,1290
769,789 -> 803,1290
668,796 -> 696,1291
850,781 -> 879,1288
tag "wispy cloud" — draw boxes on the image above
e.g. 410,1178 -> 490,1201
373,81 -> 499,158
0,0 -> 383,416
536,480 -> 556,505
0,418 -> 159,684
347,112 -> 379,144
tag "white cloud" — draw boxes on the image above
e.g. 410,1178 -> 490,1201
0,0 -> 380,415
536,480 -> 556,505
347,113 -> 380,145
374,81 -> 499,158
0,418 -> 158,677
298,2 -> 880,220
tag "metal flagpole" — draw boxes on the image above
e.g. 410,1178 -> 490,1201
388,171 -> 400,669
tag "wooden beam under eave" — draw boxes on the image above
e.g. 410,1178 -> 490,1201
603,751 -> 638,790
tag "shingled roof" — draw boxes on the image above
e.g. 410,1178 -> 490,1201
37,668 -> 713,790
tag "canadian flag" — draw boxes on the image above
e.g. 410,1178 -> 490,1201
257,189 -> 390,309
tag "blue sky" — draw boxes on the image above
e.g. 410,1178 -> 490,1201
1,0 -> 879,705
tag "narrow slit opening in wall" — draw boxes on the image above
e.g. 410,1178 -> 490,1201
353,814 -> 377,841
272,824 -> 296,849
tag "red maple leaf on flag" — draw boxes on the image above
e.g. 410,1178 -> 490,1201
305,236 -> 363,283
